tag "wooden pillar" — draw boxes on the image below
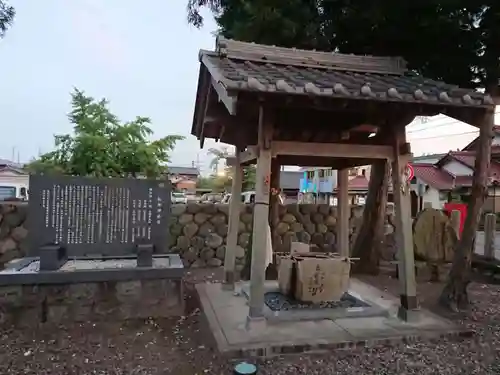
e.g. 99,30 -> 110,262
248,105 -> 273,319
269,159 -> 281,230
337,168 -> 350,257
223,148 -> 243,289
484,213 -> 495,259
391,125 -> 417,318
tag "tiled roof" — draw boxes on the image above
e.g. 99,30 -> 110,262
412,153 -> 447,163
447,151 -> 477,169
199,37 -> 493,109
167,166 -> 199,176
412,153 -> 500,190
0,165 -> 26,175
334,175 -> 369,192
411,163 -> 455,190
440,151 -> 500,179
0,159 -> 25,169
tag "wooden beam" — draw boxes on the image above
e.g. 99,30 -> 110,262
210,77 -> 238,115
272,141 -> 393,160
201,54 -> 239,115
240,146 -> 258,165
275,155 -> 374,168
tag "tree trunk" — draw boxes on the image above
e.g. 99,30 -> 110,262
351,159 -> 390,274
439,110 -> 493,311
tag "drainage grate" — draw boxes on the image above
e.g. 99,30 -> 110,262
264,291 -> 370,312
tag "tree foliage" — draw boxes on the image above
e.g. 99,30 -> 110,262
207,146 -> 256,191
0,0 -> 14,38
187,0 -> 499,96
26,89 -> 184,178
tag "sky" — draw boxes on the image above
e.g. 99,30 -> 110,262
0,0 -> 498,174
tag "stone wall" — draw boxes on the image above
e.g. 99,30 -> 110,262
169,203 -> 396,267
0,203 -> 28,268
0,202 -> 396,270
0,279 -> 184,326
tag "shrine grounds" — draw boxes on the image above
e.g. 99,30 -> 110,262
1,268 -> 499,375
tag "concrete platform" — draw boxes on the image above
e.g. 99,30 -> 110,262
196,279 -> 471,357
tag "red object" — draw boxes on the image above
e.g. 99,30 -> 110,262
405,164 -> 415,182
443,203 -> 467,236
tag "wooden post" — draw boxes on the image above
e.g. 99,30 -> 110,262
248,105 -> 273,320
223,147 -> 243,290
449,209 -> 461,240
391,126 -> 417,319
484,213 -> 495,259
337,169 -> 350,257
267,159 -> 281,279
269,159 -> 281,232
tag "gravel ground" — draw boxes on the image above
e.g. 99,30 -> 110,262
1,269 -> 500,374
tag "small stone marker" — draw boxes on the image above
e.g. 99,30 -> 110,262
234,362 -> 257,375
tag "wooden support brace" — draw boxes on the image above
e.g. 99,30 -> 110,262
223,147 -> 243,289
240,146 -> 258,165
337,169 -> 350,257
272,141 -> 393,160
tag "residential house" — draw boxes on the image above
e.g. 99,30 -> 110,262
167,166 -> 200,193
412,153 -> 447,165
411,129 -> 500,212
279,171 -> 302,201
462,125 -> 500,161
299,166 -> 370,204
0,159 -> 29,200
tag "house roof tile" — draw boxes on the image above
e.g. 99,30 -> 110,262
413,151 -> 500,190
199,38 -> 493,109
334,175 -> 369,192
441,151 -> 500,180
411,163 -> 455,190
167,166 -> 199,176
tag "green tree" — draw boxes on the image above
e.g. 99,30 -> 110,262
208,146 -> 256,191
208,146 -> 230,175
0,0 -> 14,38
196,175 -> 216,190
242,165 -> 256,191
27,88 -> 184,178
187,0 -> 499,310
188,1 -> 498,96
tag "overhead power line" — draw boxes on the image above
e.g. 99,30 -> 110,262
408,110 -> 500,134
409,130 -> 478,141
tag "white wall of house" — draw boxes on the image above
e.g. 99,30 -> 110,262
441,160 -> 473,176
492,135 -> 500,146
0,170 -> 29,199
411,179 -> 447,209
422,186 -> 447,209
